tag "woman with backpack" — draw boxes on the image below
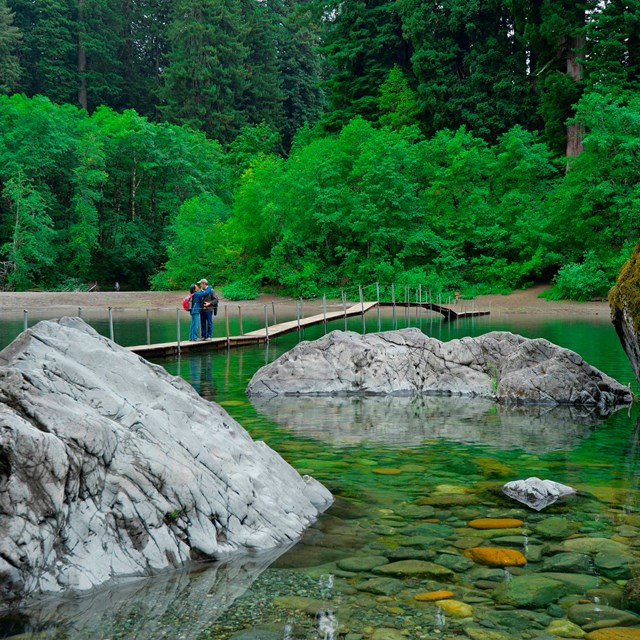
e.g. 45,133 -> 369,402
186,282 -> 213,341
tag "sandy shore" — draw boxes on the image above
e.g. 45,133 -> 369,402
0,284 -> 611,319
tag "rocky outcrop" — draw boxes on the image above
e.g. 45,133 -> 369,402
610,239 -> 640,385
0,318 -> 332,602
246,328 -> 632,409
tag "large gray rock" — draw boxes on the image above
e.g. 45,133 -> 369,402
0,318 -> 332,602
246,329 -> 632,409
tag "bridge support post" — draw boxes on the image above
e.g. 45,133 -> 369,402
322,294 -> 327,333
176,308 -> 181,355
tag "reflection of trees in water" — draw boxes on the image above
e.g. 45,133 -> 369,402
3,547 -> 292,640
250,395 -> 619,453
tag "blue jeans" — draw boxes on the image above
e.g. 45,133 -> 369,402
189,313 -> 200,340
200,311 -> 213,339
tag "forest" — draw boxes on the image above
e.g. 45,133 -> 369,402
0,0 -> 638,300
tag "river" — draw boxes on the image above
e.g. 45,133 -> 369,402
2,309 -> 639,640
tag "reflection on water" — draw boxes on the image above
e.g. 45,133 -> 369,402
1,547 -> 293,639
249,395 -> 617,452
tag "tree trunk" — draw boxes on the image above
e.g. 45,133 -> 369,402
565,33 -> 584,159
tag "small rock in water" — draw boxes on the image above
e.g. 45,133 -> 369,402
463,547 -> 527,567
502,477 -> 576,511
414,590 -> 455,601
468,518 -> 525,529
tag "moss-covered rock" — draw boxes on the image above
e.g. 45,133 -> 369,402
610,240 -> 640,385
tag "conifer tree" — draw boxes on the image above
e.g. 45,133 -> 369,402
0,0 -> 22,94
320,0 -> 411,130
162,0 -> 249,141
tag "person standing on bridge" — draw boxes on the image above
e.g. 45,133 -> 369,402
198,278 -> 215,340
188,282 -> 213,341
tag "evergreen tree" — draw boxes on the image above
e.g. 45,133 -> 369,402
119,0 -> 171,118
584,0 -> 640,95
277,0 -> 325,149
162,0 -> 249,141
0,0 -> 22,94
378,64 -> 419,129
400,0 -> 539,140
320,0 -> 411,130
239,0 -> 283,134
9,0 -> 77,103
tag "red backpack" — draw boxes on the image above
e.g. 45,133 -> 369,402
181,294 -> 192,311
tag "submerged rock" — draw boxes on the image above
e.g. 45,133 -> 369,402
246,329 -> 632,409
0,318 -> 332,602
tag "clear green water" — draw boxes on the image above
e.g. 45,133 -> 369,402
3,310 -> 640,640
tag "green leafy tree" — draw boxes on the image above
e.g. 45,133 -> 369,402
1,171 -> 57,289
150,193 -> 229,289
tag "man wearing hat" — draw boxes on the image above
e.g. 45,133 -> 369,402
198,278 -> 214,340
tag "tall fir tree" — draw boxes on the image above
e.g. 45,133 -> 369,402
400,0 -> 539,140
0,0 -> 22,94
584,0 -> 640,95
276,0 -> 325,149
119,0 -> 171,118
162,0 -> 249,141
319,0 -> 411,130
9,0 -> 77,103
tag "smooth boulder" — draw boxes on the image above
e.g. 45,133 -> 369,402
0,318 -> 332,602
246,329 -> 632,408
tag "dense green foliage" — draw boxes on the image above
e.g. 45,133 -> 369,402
0,0 -> 638,298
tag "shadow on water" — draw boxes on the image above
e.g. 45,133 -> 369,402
0,546 -> 294,640
249,395 -> 623,452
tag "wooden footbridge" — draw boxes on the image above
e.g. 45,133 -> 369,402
128,300 -> 489,358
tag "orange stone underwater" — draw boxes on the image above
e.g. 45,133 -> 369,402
467,518 -> 524,529
586,630 -> 640,640
414,591 -> 455,601
463,547 -> 527,567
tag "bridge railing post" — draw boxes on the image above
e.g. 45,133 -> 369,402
146,309 -> 151,345
322,294 -> 327,333
238,305 -> 244,335
225,305 -> 230,348
264,305 -> 269,342
176,308 -> 181,355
